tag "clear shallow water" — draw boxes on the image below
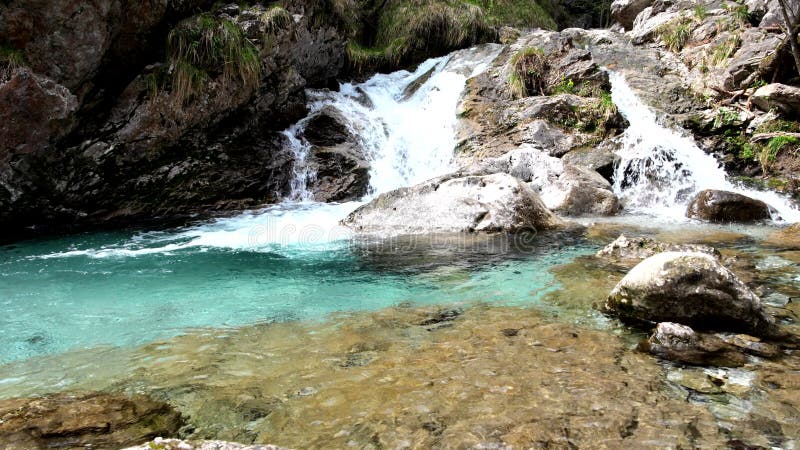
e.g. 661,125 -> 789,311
0,226 -> 596,364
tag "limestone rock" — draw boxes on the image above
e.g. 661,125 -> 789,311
124,438 -> 288,450
548,164 -> 620,216
0,392 -> 183,450
686,190 -> 774,223
644,322 -> 749,367
611,0 -> 654,30
596,235 -> 721,262
751,83 -> 800,118
605,251 -> 782,338
342,173 -> 564,235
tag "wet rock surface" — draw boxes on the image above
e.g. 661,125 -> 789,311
342,173 -> 564,235
596,234 -> 721,263
686,190 -> 774,223
644,322 -> 760,367
764,223 -> 800,249
303,106 -> 370,202
606,251 -> 782,338
0,392 -> 183,450
125,439 -> 288,450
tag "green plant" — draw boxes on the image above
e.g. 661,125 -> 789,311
552,78 -> 576,95
710,34 -> 741,65
723,1 -> 750,24
508,47 -> 547,98
463,0 -> 557,29
738,142 -> 756,160
713,107 -> 739,129
165,13 -> 261,103
694,4 -> 709,20
658,16 -> 693,52
260,6 -> 293,35
750,78 -> 767,89
0,44 -> 25,78
754,119 -> 800,135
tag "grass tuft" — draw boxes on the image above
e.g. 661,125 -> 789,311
0,44 -> 25,80
260,6 -> 293,35
164,13 -> 261,103
657,16 -> 692,52
508,47 -> 547,98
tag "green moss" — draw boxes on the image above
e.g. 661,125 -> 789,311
508,47 -> 547,98
712,107 -> 739,129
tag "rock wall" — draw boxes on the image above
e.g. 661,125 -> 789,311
0,1 -> 347,239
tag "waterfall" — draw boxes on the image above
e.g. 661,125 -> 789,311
610,72 -> 800,222
286,44 -> 503,197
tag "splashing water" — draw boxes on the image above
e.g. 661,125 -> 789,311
610,72 -> 800,222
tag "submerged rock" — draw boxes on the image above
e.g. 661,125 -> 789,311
0,392 -> 183,450
605,251 -> 783,338
686,190 -> 774,223
644,322 -> 749,367
763,223 -> 800,249
596,234 -> 721,263
342,173 -> 564,235
644,322 -> 779,367
124,438 -> 287,450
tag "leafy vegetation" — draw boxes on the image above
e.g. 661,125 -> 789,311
693,4 -> 709,20
163,13 -> 261,103
463,0 -> 557,29
508,47 -> 547,98
723,0 -> 750,25
710,34 -> 741,65
658,16 -> 693,52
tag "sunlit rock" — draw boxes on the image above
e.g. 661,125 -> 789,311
686,190 -> 775,223
596,234 -> 721,263
0,393 -> 183,450
605,251 -> 783,338
342,173 -> 564,235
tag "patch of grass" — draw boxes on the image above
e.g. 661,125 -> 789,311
260,6 -> 293,35
508,47 -> 547,98
723,1 -> 750,25
754,119 -> 800,135
693,4 -> 709,20
463,0 -> 557,29
0,44 -> 25,79
658,16 -> 693,52
164,13 -> 261,103
710,34 -> 741,66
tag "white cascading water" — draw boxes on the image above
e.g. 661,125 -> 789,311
38,44 -> 503,258
610,72 -> 800,222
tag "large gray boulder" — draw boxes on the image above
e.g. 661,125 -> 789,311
342,173 -> 564,235
751,83 -> 800,117
548,164 -> 620,216
686,190 -> 774,223
605,252 -> 783,338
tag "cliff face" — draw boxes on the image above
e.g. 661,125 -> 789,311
0,1 -> 348,238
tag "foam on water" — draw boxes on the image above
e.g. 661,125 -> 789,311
610,72 -> 800,222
